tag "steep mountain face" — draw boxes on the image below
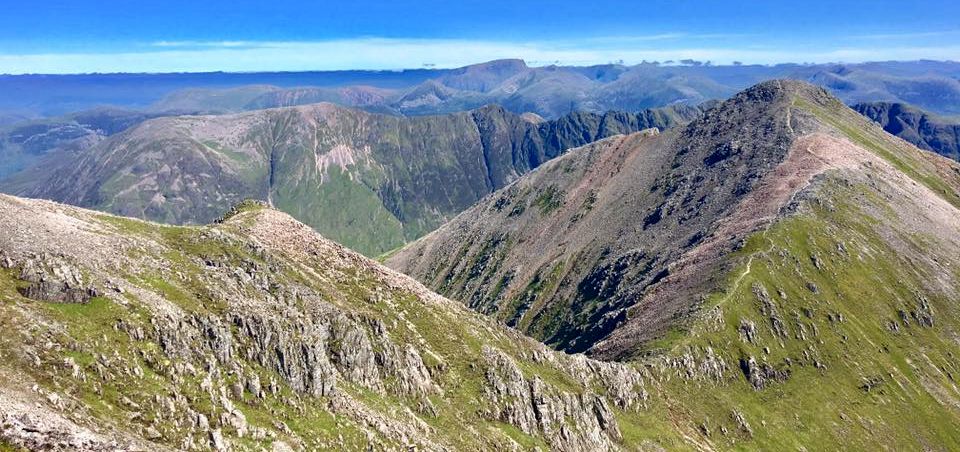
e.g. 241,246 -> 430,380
388,81 -> 808,354
388,78 -> 960,351
0,196 -> 654,451
854,101 -> 960,161
0,103 -> 697,256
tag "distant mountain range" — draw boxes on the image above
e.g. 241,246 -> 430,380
0,102 -> 698,255
4,65 -> 960,258
0,69 -> 444,117
4,59 -> 958,191
143,59 -> 960,120
4,59 -> 960,262
3,60 -> 960,120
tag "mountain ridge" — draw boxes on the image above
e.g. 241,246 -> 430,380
0,194 -> 657,450
5,60 -> 959,122
388,80 -> 813,354
388,79 -> 960,358
853,101 -> 960,161
1,101 -> 698,255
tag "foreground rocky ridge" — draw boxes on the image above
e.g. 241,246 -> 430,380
0,102 -> 697,256
0,195 -> 666,451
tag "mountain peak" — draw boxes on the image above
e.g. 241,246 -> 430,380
463,58 -> 529,70
745,78 -> 825,96
712,79 -> 837,114
435,59 -> 531,92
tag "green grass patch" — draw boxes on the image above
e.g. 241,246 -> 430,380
95,214 -> 158,237
534,185 -> 564,215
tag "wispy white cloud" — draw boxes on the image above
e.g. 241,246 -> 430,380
847,30 -> 960,40
0,37 -> 958,74
150,40 -> 261,48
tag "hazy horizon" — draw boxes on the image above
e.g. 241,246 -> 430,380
2,57 -> 958,77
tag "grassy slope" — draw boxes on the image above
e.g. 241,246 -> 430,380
650,189 -> 960,449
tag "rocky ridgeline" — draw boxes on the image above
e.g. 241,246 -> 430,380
0,195 -> 656,451
387,81 -> 827,357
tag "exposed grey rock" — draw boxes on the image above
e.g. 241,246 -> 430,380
732,410 -> 753,437
16,255 -> 100,303
480,346 -> 623,450
755,283 -> 789,340
657,346 -> 729,382
144,426 -> 161,440
1,395 -> 144,451
210,428 -> 229,451
860,375 -> 885,392
913,294 -> 935,327
739,319 -> 757,344
246,373 -> 262,398
739,356 -> 790,390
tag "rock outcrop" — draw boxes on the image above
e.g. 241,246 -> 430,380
16,254 -> 100,303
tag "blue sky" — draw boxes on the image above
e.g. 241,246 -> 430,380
1,0 -> 959,73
